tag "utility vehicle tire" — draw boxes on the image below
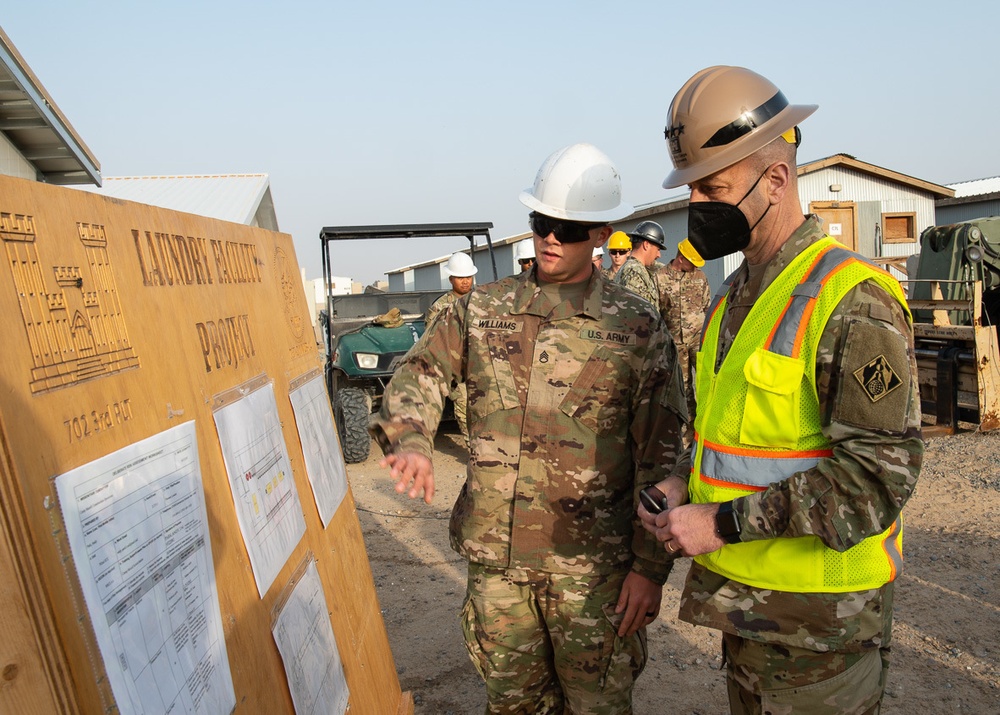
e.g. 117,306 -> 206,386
334,387 -> 372,463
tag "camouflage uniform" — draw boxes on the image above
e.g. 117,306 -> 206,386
373,268 -> 689,713
426,289 -> 458,324
602,265 -> 621,281
613,256 -> 658,308
426,291 -> 468,443
651,260 -> 711,386
652,261 -> 711,430
681,216 -> 923,713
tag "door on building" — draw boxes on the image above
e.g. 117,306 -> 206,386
811,201 -> 857,251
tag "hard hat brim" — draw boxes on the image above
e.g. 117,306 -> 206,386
661,104 -> 817,189
519,190 -> 635,223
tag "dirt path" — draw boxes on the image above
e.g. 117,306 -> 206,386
349,425 -> 1000,714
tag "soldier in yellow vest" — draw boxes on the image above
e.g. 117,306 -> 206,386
639,66 -> 923,714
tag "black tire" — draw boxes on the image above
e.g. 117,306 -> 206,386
334,387 -> 372,463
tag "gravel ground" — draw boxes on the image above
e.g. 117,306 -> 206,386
349,423 -> 1000,714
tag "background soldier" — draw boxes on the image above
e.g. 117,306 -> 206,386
514,238 -> 535,273
425,252 -> 477,444
373,142 -> 689,714
603,230 -> 631,279
614,220 -> 664,307
652,237 -> 711,422
639,66 -> 923,714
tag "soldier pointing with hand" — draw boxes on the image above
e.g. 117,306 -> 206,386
372,142 -> 689,714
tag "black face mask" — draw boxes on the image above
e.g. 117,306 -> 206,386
687,169 -> 771,261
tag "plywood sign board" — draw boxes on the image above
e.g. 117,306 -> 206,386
0,175 -> 409,714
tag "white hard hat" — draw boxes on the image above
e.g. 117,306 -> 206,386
514,239 -> 535,261
592,246 -> 604,258
445,252 -> 478,277
519,143 -> 634,222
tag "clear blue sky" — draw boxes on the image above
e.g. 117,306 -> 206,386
5,1 -> 998,284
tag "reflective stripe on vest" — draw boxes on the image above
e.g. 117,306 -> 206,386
695,433 -> 832,491
691,237 -> 909,593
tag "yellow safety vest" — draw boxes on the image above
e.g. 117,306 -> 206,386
691,237 -> 910,592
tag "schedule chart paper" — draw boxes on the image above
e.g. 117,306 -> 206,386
213,381 -> 306,596
272,559 -> 350,715
54,421 -> 236,715
288,374 -> 349,527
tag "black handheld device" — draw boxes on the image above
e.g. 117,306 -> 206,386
639,485 -> 669,514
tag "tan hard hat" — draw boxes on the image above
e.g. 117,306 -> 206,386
662,66 -> 817,189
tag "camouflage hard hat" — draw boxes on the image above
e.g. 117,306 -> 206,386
662,66 -> 817,189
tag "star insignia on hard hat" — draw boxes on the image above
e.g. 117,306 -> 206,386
664,124 -> 685,156
853,355 -> 902,403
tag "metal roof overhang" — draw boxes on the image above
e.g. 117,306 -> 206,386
0,28 -> 100,185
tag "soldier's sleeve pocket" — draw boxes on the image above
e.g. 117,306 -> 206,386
560,346 -> 630,436
833,319 -> 909,434
741,348 -> 804,449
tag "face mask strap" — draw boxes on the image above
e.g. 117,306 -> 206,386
737,166 -> 769,206
738,165 -> 775,234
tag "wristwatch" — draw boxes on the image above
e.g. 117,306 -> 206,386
715,501 -> 742,544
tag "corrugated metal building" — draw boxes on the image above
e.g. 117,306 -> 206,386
936,177 -> 1000,225
612,154 -> 954,290
796,155 -> 952,276
387,233 -> 525,291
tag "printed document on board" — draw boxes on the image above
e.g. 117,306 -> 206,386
54,420 -> 236,715
213,381 -> 306,596
272,557 -> 350,715
288,373 -> 349,527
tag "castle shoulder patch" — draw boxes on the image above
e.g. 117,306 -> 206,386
853,355 -> 903,403
833,319 -> 910,434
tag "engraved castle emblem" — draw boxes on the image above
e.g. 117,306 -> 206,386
1,213 -> 139,393
274,245 -> 304,341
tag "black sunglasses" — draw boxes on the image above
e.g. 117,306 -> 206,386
608,249 -> 629,256
518,258 -> 534,265
529,212 -> 605,244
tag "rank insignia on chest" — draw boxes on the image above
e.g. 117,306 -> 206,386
539,350 -> 549,363
853,355 -> 903,403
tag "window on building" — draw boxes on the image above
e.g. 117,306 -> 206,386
882,212 -> 917,243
